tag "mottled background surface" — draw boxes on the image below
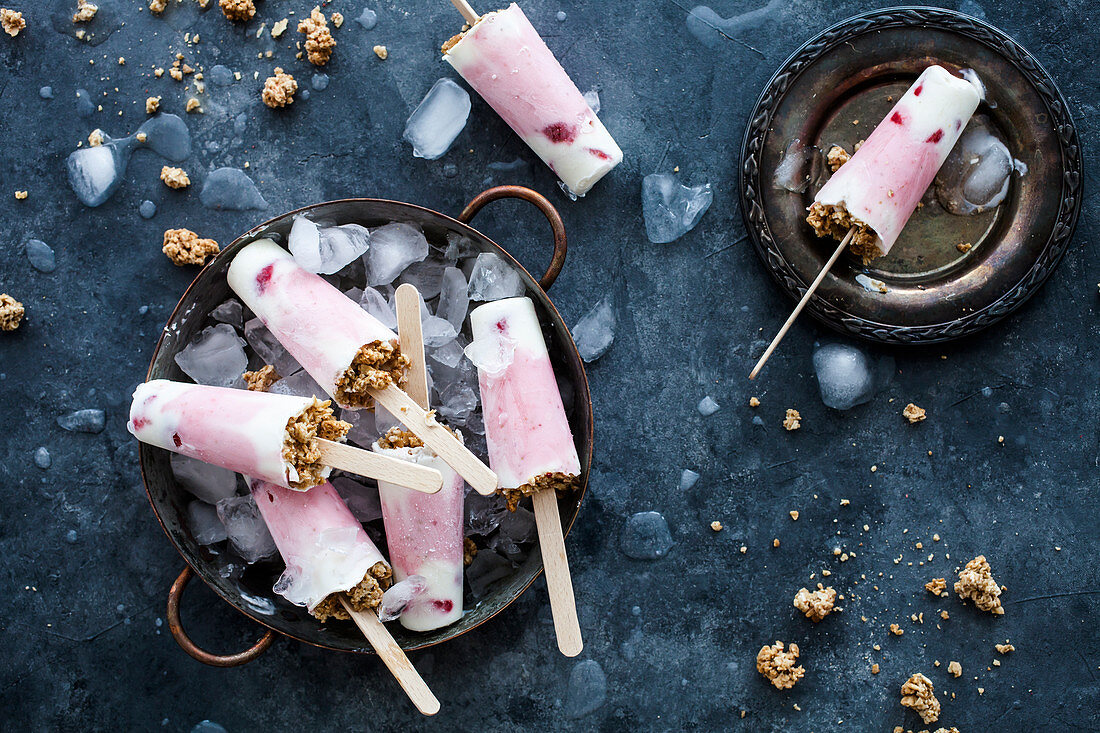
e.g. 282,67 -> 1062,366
1,0 -> 1097,730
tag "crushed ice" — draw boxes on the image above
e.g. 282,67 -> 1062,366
641,173 -> 713,244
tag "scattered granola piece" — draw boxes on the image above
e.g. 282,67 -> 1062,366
954,555 -> 1004,614
373,44 -> 388,60
871,663 -> 880,674
149,0 -> 167,14
298,7 -> 336,66
995,641 -> 1015,654
243,365 -> 280,392
154,67 -> 165,78
331,11 -> 343,27
739,546 -> 747,554
840,498 -> 850,506
88,129 -> 104,146
118,56 -> 125,65
756,642 -> 804,690
169,66 -> 184,81
772,538 -> 780,548
710,520 -> 723,532
262,68 -> 298,108
463,536 -> 477,566
271,17 -> 288,37
146,97 -> 161,114
72,0 -> 98,23
940,610 -> 949,620
0,294 -> 25,331
185,97 -> 202,113
890,623 -> 904,636
789,510 -> 799,521
162,228 -> 219,266
903,402 -> 927,423
948,660 -> 962,678
782,408 -> 801,431
196,0 -> 210,7
956,242 -> 972,253
160,166 -> 191,189
749,396 -> 760,407
136,132 -> 148,143
900,673 -> 940,724
14,190 -> 27,200
826,145 -> 850,172
925,578 -> 947,597
219,0 -> 255,21
1,8 -> 25,36
793,585 -> 836,622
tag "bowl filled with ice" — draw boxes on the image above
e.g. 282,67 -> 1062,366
138,186 -> 592,660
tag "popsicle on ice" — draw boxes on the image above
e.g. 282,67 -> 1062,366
442,3 -> 623,196
129,379 -> 349,490
250,478 -> 393,620
468,296 -> 581,509
807,65 -> 982,262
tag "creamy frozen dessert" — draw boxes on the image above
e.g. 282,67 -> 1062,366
468,297 -> 580,508
250,478 -> 393,620
128,379 -> 349,490
807,65 -> 982,262
443,3 -> 622,196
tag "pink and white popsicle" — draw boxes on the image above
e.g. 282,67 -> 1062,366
443,3 -> 622,196
373,433 -> 465,631
809,65 -> 982,260
128,379 -> 345,490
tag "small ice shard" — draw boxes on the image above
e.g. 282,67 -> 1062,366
773,138 -> 815,193
403,78 -> 472,160
641,173 -> 713,243
697,396 -> 720,416
556,10 -> 567,21
377,575 -> 428,622
66,142 -> 127,207
216,494 -> 278,563
331,476 -> 382,523
356,7 -> 378,29
188,501 -> 228,545
267,369 -> 327,399
25,240 -> 56,273
39,86 -> 53,99
171,453 -> 238,504
57,409 -> 105,433
437,266 -> 469,329
621,511 -> 673,559
200,168 -> 268,211
209,299 -> 244,329
812,342 -> 894,410
935,119 -> 1025,215
855,274 -> 888,293
465,548 -> 513,598
289,217 -> 372,275
565,659 -> 608,718
464,335 -> 516,375
367,222 -> 429,285
443,232 -> 478,262
467,252 -> 525,301
572,298 -> 615,362
174,323 -> 248,388
679,469 -> 700,491
358,287 -> 397,329
34,447 -> 51,469
583,88 -> 601,114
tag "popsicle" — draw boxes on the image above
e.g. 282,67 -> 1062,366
807,65 -> 983,262
227,238 -> 499,496
468,296 -> 583,656
129,380 -> 444,493
442,3 -> 622,196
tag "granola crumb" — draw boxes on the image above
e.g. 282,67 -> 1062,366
146,96 -> 161,114
948,660 -> 962,677
169,66 -> 183,81
782,408 -> 801,431
925,578 -> 947,597
375,427 -> 425,450
463,537 -> 478,566
310,561 -> 392,621
940,610 -> 949,620
756,641 -> 804,690
826,145 -> 851,172
149,0 -> 167,14
373,44 -> 388,60
271,18 -> 288,37
262,68 -> 297,108
14,190 -> 27,200
740,546 -> 747,554
806,201 -> 881,263
73,0 -> 98,23
334,340 -> 409,407
996,641 -> 1015,654
956,242 -> 973,253
871,663 -> 880,674
789,510 -> 799,521
219,0 -> 255,21
282,398 -> 351,490
160,166 -> 191,189
710,520 -> 723,532
1,8 -> 25,36
903,403 -> 927,423
154,67 -> 165,77
840,498 -> 850,506
136,132 -> 147,142
185,97 -> 202,113
88,129 -> 104,147
954,555 -> 1005,614
900,673 -> 940,724
298,7 -> 336,66
162,228 -> 219,266
749,396 -> 760,407
772,538 -> 780,548
331,11 -> 343,27
793,585 -> 836,622
243,365 -> 281,392
890,623 -> 904,636
0,294 -> 25,331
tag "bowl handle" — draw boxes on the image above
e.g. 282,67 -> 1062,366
458,185 -> 567,291
166,566 -> 277,667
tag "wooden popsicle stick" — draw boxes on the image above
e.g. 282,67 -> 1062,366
369,384 -> 499,496
338,596 -> 440,716
448,0 -> 480,25
316,439 -> 443,494
531,489 -> 583,657
749,227 -> 855,380
395,284 -> 430,411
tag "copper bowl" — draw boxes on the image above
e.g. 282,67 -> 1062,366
140,186 -> 592,665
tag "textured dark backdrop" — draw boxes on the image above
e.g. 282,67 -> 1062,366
0,0 -> 1097,730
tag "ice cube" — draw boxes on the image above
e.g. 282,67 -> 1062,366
437,381 -> 478,423
188,501 -> 228,545
209,299 -> 243,329
621,511 -> 673,559
267,369 -> 327,400
243,319 -> 299,375
33,447 -> 51,469
358,287 -> 398,330
421,315 -> 458,348
464,335 -> 515,376
377,575 -> 428,622
697,396 -> 720,416
367,223 -> 429,286
398,258 -> 448,299
443,232 -> 478,262
812,342 -> 894,410
341,408 -> 376,448
428,339 -> 466,369
465,548 -> 513,599
679,469 -> 700,491
175,323 -> 249,388
216,494 -> 278,563
571,298 -> 615,363
57,409 -> 105,433
200,167 -> 268,211
171,453 -> 239,504
356,7 -> 378,29
641,173 -> 713,244
498,506 -> 537,544
773,139 -> 814,194
564,659 -> 608,718
374,406 -> 403,435
25,240 -> 57,273
437,266 -> 469,329
66,141 -> 126,207
403,78 -> 472,160
466,252 -> 525,301
331,476 -> 383,523
465,489 -> 510,535
583,88 -> 601,114
289,216 -> 372,275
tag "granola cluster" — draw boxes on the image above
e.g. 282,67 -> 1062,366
376,427 -> 425,450
311,562 -> 393,621
900,673 -> 940,724
160,165 -> 191,189
243,365 -> 281,392
463,537 -> 478,566
501,471 -> 579,512
219,0 -> 255,21
149,0 -> 167,14
146,96 -> 161,114
806,201 -> 881,263
262,68 -> 297,108
954,555 -> 1004,614
1,8 -> 25,36
298,7 -> 335,66
782,408 -> 801,431
282,398 -> 350,490
0,293 -> 25,331
903,403 -> 927,424
162,228 -> 219,266
333,340 -> 409,407
756,641 -> 804,690
826,145 -> 851,172
793,585 -> 836,622
73,0 -> 99,23
924,577 -> 947,597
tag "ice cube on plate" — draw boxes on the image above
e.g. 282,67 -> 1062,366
498,506 -> 537,544
402,78 -> 472,160
466,252 -> 525,301
377,575 -> 427,622
421,315 -> 458,348
188,501 -> 228,545
175,323 -> 249,388
216,494 -> 278,563
437,381 -> 478,423
641,173 -> 713,244
428,339 -> 465,369
571,298 -> 616,363
171,453 -> 239,504
243,319 -> 300,375
398,258 -> 448,299
464,489 -> 510,535
367,223 -> 429,286
289,216 -> 372,275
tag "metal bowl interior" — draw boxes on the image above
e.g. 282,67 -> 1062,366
740,7 -> 1082,344
140,197 -> 593,653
